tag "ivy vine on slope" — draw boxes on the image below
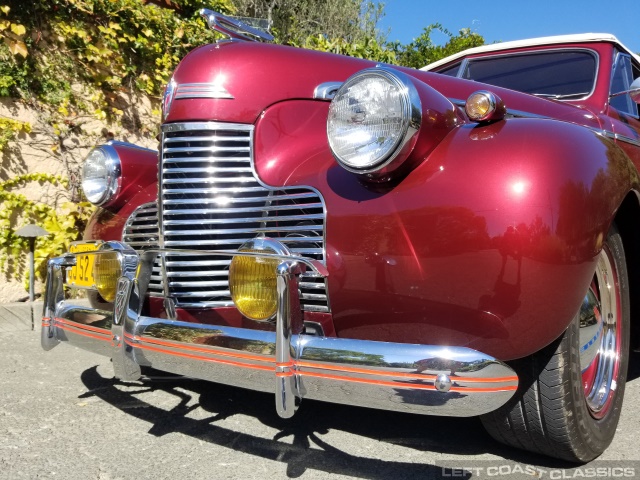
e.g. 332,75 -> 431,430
0,173 -> 94,285
0,116 -> 30,151
1,0 -> 233,115
0,0 -> 232,289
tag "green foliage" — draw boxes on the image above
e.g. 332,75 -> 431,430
0,0 -> 233,114
234,0 -> 385,46
0,0 -> 485,111
0,116 -> 30,151
298,20 -> 485,67
391,24 -> 485,69
233,1 -> 483,67
0,173 -> 94,283
301,34 -> 396,64
0,0 -> 234,292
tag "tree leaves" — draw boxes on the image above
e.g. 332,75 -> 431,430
234,0 -> 385,46
233,1 -> 484,67
391,24 -> 485,69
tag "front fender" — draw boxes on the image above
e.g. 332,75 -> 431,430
84,182 -> 158,241
254,102 -> 638,360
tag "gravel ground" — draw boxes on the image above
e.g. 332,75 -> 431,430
1,319 -> 639,480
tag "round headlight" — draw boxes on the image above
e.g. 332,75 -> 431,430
82,145 -> 121,206
229,239 -> 291,322
327,67 -> 421,174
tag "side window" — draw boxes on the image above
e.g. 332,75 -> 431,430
437,63 -> 461,77
610,53 -> 638,116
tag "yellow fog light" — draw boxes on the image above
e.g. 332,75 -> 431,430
465,90 -> 505,122
229,239 -> 291,322
94,252 -> 121,302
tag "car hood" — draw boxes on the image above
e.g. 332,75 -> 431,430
164,41 -> 602,130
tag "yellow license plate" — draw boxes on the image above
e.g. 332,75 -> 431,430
66,242 -> 102,288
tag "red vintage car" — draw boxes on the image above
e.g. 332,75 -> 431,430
42,10 -> 640,463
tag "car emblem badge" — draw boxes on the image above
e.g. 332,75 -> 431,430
162,80 -> 233,120
162,78 -> 177,121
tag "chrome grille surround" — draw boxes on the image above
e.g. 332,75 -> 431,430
154,121 -> 329,312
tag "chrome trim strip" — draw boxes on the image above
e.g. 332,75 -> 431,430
157,128 -> 170,312
162,176 -> 256,184
174,82 -> 234,100
603,130 -> 640,147
449,98 -> 552,120
453,96 -> 640,147
106,140 -> 157,153
163,192 -> 319,205
163,213 -> 324,223
162,121 -> 251,133
42,244 -> 519,418
162,146 -> 249,154
139,248 -> 328,277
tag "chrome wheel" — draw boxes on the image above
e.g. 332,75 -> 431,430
482,224 -> 630,462
579,245 -> 622,419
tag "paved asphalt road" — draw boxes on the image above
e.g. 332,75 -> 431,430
1,307 -> 640,479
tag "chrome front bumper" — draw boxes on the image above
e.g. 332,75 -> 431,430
42,242 -> 518,418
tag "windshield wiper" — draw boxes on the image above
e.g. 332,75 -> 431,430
531,92 -> 589,100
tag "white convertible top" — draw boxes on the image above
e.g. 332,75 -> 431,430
421,33 -> 640,71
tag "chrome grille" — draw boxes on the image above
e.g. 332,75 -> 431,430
157,121 -> 329,312
122,203 -> 163,296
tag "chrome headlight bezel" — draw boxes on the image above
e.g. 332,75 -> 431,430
327,66 -> 422,175
81,144 -> 121,206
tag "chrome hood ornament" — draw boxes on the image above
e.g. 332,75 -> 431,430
199,9 -> 274,43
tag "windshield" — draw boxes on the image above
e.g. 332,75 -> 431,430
458,50 -> 597,99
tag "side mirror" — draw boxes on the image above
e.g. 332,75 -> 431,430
629,78 -> 640,104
